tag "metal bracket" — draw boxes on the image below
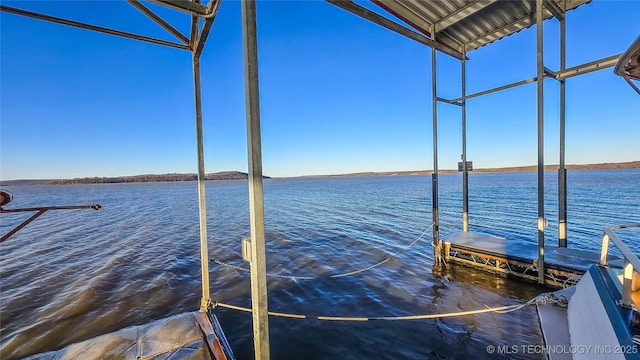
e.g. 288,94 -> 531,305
242,237 -> 252,263
543,66 -> 557,79
615,299 -> 638,311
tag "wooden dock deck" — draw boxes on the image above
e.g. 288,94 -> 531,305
25,311 -> 234,360
443,232 -> 617,288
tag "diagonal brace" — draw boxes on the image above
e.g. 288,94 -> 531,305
128,0 -> 190,45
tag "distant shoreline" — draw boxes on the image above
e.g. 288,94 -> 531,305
0,171 -> 267,186
283,161 -> 640,179
1,161 -> 638,186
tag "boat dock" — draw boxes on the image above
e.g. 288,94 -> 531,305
2,0 -> 636,358
25,312 -> 234,360
442,232 -> 616,288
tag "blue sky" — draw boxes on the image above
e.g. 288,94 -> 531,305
1,0 -> 638,180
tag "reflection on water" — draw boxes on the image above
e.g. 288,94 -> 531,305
1,170 -> 638,359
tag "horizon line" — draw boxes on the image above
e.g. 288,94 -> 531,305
1,161 -> 638,183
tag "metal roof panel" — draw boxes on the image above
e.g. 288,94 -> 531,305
373,0 -> 591,53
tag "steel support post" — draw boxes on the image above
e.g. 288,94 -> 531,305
192,54 -> 211,312
461,55 -> 469,233
431,46 -> 440,259
536,0 -> 546,284
558,12 -> 568,248
241,0 -> 271,358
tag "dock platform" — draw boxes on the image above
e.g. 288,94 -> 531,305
443,232 -> 615,288
25,311 -> 234,360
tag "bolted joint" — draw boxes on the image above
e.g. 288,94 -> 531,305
200,297 -> 211,313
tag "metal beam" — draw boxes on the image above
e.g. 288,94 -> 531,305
194,0 -> 222,57
127,0 -> 189,45
0,204 -> 101,213
326,0 -> 465,60
452,54 -> 620,103
1,210 -> 46,243
194,18 -> 214,58
242,0 -> 271,359
536,0 -> 545,285
435,0 -> 498,33
192,54 -> 211,312
544,66 -> 556,78
370,0 -> 464,53
544,0 -> 565,20
146,0 -> 221,18
190,0 -> 211,315
452,75 -> 550,102
436,97 -> 462,106
189,13 -> 198,50
623,78 -> 640,95
555,54 -> 621,80
148,0 -> 209,16
461,56 -> 469,233
431,43 -> 440,259
1,204 -> 101,243
558,10 -> 567,247
0,5 -> 189,50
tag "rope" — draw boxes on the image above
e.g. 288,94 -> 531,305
490,292 -> 566,314
211,223 -> 434,281
213,291 -> 563,321
562,274 -> 582,288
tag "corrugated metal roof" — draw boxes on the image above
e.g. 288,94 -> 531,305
371,0 -> 591,53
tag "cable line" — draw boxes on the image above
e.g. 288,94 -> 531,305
213,293 -> 565,321
211,223 -> 434,280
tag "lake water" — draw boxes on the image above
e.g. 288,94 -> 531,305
1,169 -> 638,359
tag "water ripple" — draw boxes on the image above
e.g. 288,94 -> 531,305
1,170 -> 638,359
